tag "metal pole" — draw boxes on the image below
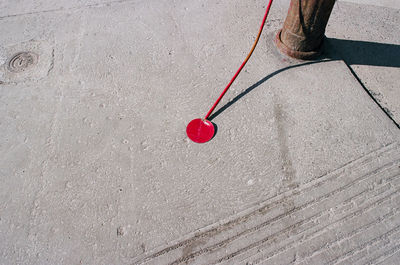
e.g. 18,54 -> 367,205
275,0 -> 336,60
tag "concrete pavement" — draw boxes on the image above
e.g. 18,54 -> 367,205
1,0 -> 400,264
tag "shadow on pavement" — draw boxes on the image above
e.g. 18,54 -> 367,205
326,38 -> 400,68
207,60 -> 331,121
208,38 -> 400,121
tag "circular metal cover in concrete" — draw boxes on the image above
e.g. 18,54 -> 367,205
7,52 -> 38,73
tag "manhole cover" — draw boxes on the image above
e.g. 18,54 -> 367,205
7,52 -> 39,73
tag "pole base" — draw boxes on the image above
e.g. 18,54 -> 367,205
274,29 -> 323,60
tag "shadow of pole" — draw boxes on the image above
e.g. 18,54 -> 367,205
208,59 -> 333,121
325,38 -> 400,68
208,38 -> 400,122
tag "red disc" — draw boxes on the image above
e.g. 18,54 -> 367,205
186,119 -> 215,143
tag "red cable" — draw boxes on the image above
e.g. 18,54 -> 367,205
204,0 -> 274,120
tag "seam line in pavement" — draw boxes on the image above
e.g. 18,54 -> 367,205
343,62 -> 400,129
0,0 -> 143,20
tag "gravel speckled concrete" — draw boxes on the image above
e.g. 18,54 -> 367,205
1,0 -> 400,264
341,0 -> 400,9
327,1 -> 400,125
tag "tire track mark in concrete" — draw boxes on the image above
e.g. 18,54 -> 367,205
232,174 -> 400,264
327,223 -> 400,265
373,244 -> 400,265
296,196 -> 400,264
223,173 -> 400,264
338,230 -> 400,265
133,143 -> 400,264
212,163 -> 400,264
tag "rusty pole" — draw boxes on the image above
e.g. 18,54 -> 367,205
275,0 -> 336,60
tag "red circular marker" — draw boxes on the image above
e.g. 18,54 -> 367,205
185,0 -> 273,144
186,119 -> 215,143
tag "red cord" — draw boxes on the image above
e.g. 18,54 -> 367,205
204,0 -> 274,120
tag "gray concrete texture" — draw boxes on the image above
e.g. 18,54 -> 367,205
341,0 -> 400,9
328,1 -> 400,125
0,0 -> 400,264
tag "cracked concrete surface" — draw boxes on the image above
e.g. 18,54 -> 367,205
1,0 -> 400,264
327,1 -> 400,125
